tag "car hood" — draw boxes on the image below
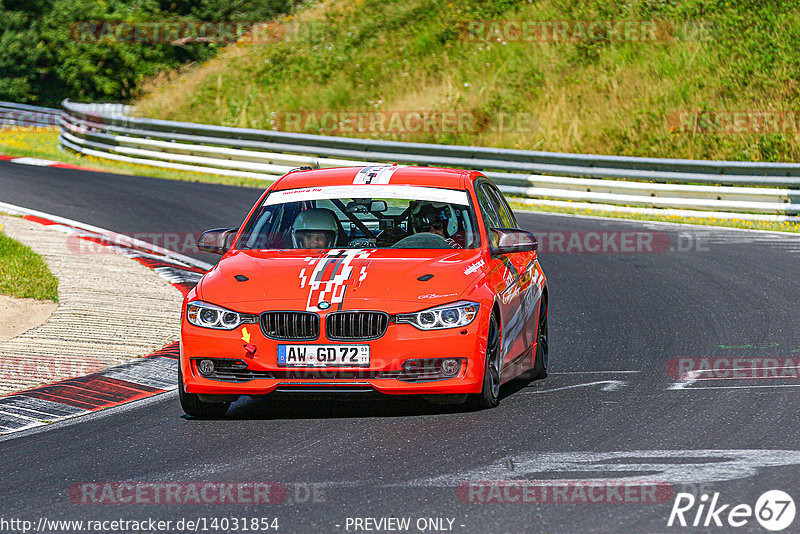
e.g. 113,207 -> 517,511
197,248 -> 488,313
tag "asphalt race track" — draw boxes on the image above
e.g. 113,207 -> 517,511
1,161 -> 800,533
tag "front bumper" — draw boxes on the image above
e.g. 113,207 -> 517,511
180,310 -> 489,396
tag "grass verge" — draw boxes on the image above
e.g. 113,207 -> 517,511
0,223 -> 59,301
0,128 -> 269,189
508,201 -> 800,234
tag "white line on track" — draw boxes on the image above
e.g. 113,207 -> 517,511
668,369 -> 701,390
549,371 -> 641,374
693,376 -> 799,381
408,449 -> 800,487
669,367 -> 800,390
521,380 -> 627,394
675,384 -> 800,390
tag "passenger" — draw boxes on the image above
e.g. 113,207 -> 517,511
410,202 -> 462,249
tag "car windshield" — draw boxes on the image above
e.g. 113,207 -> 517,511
236,185 -> 480,250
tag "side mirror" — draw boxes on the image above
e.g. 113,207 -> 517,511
197,227 -> 239,255
490,228 -> 538,256
345,200 -> 388,213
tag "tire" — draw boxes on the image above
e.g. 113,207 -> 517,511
468,313 -> 502,409
530,295 -> 548,380
179,365 -> 230,418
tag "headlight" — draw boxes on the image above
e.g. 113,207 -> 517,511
186,301 -> 258,330
396,301 -> 479,330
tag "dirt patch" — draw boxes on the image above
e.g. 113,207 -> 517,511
0,294 -> 58,343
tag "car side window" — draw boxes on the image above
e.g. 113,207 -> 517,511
486,186 -> 518,228
475,183 -> 503,230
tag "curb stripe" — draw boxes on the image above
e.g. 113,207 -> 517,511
9,157 -> 59,166
51,162 -> 106,172
144,343 -> 180,360
0,396 -> 88,432
0,153 -> 106,174
0,404 -> 72,420
23,377 -> 160,409
0,204 -> 207,437
0,416 -> 44,431
102,355 -> 178,390
0,395 -> 85,416
21,214 -> 58,226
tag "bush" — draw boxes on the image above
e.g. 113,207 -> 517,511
0,0 -> 300,106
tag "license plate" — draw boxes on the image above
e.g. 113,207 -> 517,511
277,344 -> 370,367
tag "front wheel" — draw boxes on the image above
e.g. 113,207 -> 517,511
179,365 -> 230,418
468,314 -> 501,409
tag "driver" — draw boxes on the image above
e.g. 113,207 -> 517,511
291,208 -> 339,249
410,202 -> 462,249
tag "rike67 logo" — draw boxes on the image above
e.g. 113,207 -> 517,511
668,490 -> 795,531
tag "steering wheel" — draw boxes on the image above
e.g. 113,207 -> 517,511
391,232 -> 451,249
348,237 -> 374,248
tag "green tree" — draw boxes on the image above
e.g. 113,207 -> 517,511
0,0 -> 299,105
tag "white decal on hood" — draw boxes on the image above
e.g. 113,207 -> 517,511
299,249 -> 375,311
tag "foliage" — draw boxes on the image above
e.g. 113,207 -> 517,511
0,0 -> 299,105
134,0 -> 800,161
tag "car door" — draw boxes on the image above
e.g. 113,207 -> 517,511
475,181 -> 533,370
485,184 -> 540,355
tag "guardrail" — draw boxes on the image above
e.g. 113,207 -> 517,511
23,99 -> 800,221
0,102 -> 61,128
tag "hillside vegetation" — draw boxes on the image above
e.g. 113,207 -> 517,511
134,0 -> 800,162
0,0 -> 299,106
